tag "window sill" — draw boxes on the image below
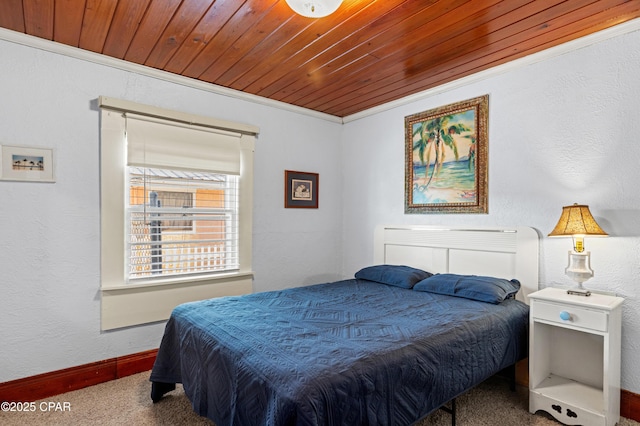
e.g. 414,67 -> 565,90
101,270 -> 253,292
101,271 -> 254,330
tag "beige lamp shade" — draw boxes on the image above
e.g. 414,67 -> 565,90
548,204 -> 608,238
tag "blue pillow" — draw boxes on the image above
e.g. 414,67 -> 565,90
413,273 -> 521,304
355,265 -> 432,289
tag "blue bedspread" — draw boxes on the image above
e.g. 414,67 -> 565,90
150,279 -> 529,425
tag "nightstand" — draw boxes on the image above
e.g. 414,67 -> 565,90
529,287 -> 623,426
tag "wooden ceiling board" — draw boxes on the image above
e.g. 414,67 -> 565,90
54,0 -> 87,47
23,0 -> 54,39
1,0 -> 639,118
0,0 -> 26,33
124,0 -> 182,64
212,15 -> 298,87
144,0 -> 216,69
77,0 -> 118,53
197,1 -> 294,83
162,0 -> 245,74
181,0 -> 281,79
220,17 -> 317,91
102,0 -> 151,58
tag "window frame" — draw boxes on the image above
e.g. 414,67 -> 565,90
99,96 -> 258,330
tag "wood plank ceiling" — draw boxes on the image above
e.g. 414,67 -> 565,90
0,0 -> 638,118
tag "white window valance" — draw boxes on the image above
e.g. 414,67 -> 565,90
125,113 -> 242,175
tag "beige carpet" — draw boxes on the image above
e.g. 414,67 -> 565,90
1,372 -> 637,425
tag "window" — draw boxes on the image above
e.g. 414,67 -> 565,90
99,97 -> 258,330
127,167 -> 238,280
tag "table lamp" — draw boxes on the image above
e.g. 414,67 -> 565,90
548,203 -> 608,295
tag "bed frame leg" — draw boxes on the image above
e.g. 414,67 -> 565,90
435,365 -> 515,425
151,381 -> 176,403
439,398 -> 456,426
451,398 -> 456,426
508,363 -> 516,392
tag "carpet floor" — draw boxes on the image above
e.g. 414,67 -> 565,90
1,372 -> 637,425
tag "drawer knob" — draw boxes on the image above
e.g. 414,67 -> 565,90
560,311 -> 571,321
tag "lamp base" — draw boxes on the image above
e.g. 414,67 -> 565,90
565,251 -> 594,283
567,288 -> 592,297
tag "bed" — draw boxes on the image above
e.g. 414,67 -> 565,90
150,225 -> 539,425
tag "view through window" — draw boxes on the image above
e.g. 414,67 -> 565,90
127,167 -> 239,280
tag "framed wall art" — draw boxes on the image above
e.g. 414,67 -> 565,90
404,95 -> 488,214
285,170 -> 318,209
0,145 -> 55,183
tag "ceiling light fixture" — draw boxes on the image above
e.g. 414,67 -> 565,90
285,0 -> 343,18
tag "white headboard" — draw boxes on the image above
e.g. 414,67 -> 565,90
374,225 -> 540,303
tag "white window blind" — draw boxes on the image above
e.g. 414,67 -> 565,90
127,167 -> 239,280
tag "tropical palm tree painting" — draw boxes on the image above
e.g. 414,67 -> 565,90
405,95 -> 488,214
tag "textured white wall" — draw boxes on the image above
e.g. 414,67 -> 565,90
341,28 -> 640,393
0,37 -> 343,382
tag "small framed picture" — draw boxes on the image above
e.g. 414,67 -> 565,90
285,170 -> 318,209
0,145 -> 55,182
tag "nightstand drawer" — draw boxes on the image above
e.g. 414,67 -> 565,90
532,300 -> 608,332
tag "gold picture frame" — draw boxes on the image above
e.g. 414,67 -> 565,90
405,95 -> 488,214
